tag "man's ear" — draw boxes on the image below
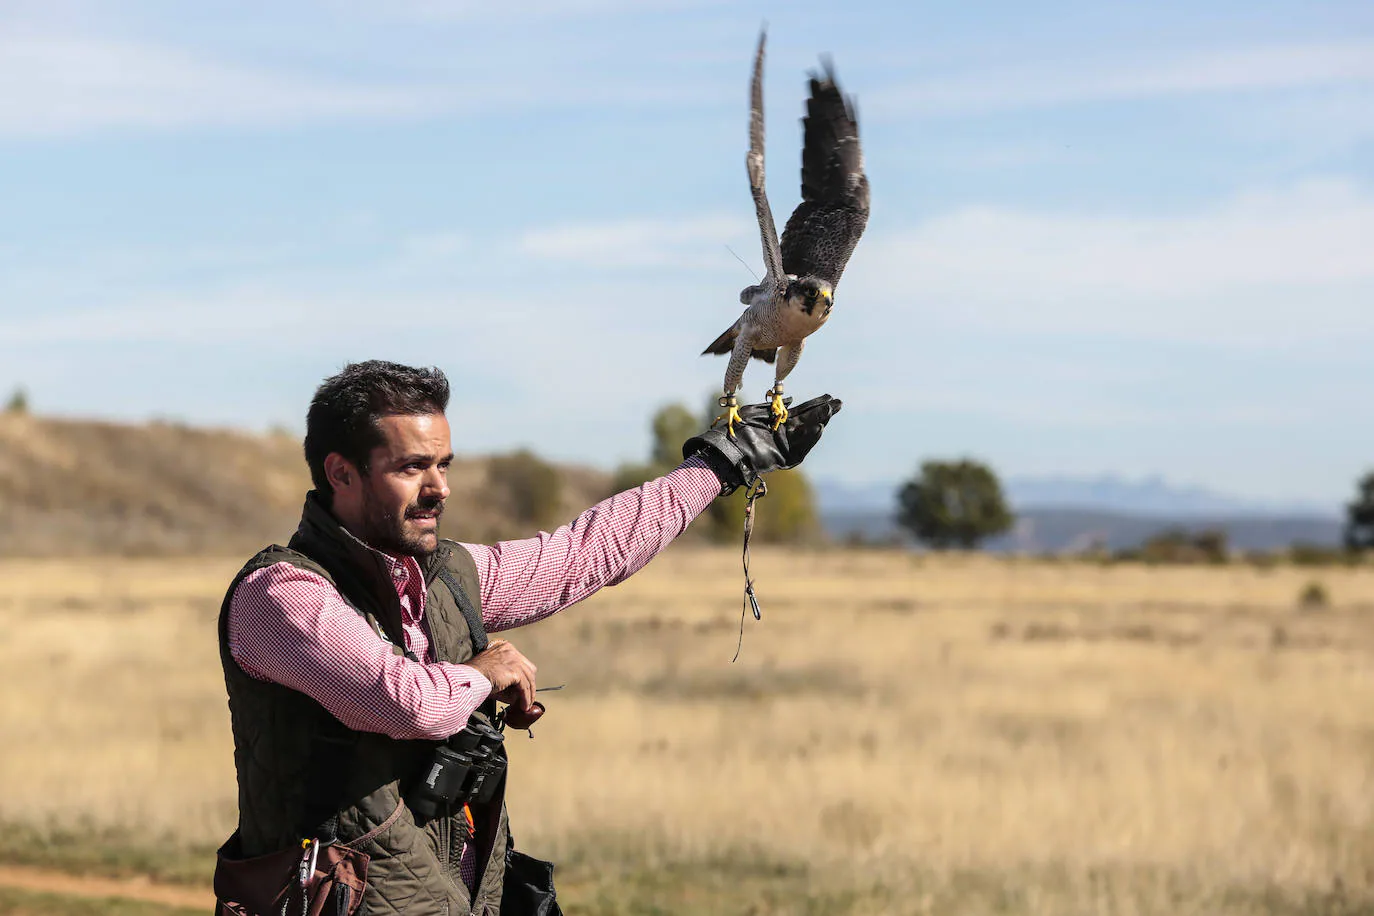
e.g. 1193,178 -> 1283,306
323,453 -> 358,492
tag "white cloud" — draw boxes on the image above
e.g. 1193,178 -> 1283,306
843,177 -> 1374,345
1220,83 -> 1374,164
0,24 -> 717,137
520,216 -> 754,269
3,183 -> 1370,501
355,0 -> 719,21
875,42 -> 1374,117
0,33 -> 443,137
15,177 -> 1369,361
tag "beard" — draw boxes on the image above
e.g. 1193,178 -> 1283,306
359,487 -> 445,557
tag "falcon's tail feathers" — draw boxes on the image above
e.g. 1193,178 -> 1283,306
701,327 -> 777,364
702,326 -> 738,356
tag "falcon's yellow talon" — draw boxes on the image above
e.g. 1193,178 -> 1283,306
767,389 -> 787,430
725,405 -> 744,437
769,395 -> 791,431
714,397 -> 743,438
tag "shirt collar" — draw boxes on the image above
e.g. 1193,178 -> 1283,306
378,551 -> 421,588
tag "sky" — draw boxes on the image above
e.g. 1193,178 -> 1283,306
0,0 -> 1371,510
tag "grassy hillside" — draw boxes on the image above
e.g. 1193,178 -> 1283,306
0,413 -> 611,557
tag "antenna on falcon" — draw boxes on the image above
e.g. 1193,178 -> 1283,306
724,244 -> 760,282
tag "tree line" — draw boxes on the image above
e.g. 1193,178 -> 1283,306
612,401 -> 820,544
614,400 -> 1374,558
894,461 -> 1374,561
12,381 -> 1371,558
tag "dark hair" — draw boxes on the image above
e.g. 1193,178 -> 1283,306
304,360 -> 451,494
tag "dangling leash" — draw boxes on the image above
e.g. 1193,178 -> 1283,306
732,475 -> 768,663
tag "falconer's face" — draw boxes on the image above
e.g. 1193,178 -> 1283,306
331,413 -> 453,557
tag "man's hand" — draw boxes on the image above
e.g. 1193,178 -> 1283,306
466,638 -> 538,713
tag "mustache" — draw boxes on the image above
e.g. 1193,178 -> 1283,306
405,498 -> 445,518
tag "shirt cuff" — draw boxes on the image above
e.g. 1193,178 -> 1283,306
679,453 -> 727,497
447,663 -> 494,705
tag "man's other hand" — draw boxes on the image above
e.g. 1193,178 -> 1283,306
467,638 -> 538,712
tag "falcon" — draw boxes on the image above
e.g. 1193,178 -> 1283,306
702,29 -> 870,434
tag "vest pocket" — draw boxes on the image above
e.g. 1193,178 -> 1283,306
212,830 -> 371,916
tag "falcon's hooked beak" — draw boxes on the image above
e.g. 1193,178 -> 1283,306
820,289 -> 834,317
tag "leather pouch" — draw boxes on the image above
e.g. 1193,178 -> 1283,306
501,843 -> 562,916
213,802 -> 402,916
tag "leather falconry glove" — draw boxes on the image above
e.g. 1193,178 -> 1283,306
683,394 -> 843,496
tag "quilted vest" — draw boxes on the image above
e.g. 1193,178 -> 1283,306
217,492 -> 510,915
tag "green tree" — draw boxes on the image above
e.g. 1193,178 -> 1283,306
694,395 -> 821,544
651,404 -> 699,468
4,387 -> 27,414
612,396 -> 822,544
1345,470 -> 1374,552
487,449 -> 561,528
702,468 -> 821,544
896,459 -> 1014,550
1192,528 -> 1229,564
609,460 -> 657,494
1134,526 -> 1229,564
610,403 -> 700,493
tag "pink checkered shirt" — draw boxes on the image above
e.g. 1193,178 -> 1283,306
226,457 -> 720,888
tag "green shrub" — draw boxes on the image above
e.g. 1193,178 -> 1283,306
487,449 -> 561,528
1122,527 -> 1229,564
1297,580 -> 1329,611
4,387 -> 27,414
896,458 -> 1013,550
699,468 -> 820,545
1288,541 -> 1352,567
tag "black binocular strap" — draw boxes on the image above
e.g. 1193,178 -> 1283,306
435,565 -> 489,655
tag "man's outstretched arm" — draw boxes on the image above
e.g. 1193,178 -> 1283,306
465,393 -> 843,632
463,456 -> 721,631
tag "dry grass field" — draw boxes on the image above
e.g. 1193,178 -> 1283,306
1,547 -> 1372,914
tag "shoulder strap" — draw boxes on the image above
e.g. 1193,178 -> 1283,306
435,564 -> 489,654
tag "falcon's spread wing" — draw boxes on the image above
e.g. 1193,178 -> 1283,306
746,29 -> 785,294
779,61 -> 870,289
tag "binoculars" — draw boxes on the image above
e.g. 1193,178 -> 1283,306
409,720 -> 506,821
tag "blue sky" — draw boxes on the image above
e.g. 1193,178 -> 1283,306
0,0 -> 1371,509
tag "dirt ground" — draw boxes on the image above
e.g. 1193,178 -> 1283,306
0,864 -> 211,909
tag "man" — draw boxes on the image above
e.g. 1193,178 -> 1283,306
215,360 -> 841,915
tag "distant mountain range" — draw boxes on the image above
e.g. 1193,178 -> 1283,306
814,475 -> 1345,553
1002,475 -> 1336,519
814,475 -> 1339,518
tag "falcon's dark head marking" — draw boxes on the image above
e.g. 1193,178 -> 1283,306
785,276 -> 834,317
